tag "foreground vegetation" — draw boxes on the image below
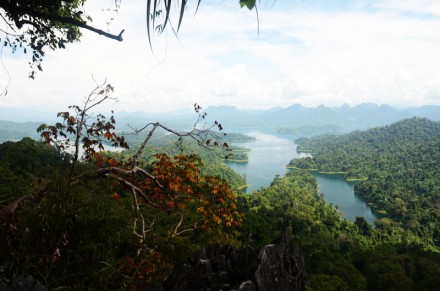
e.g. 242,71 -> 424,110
0,90 -> 244,289
0,137 -> 242,289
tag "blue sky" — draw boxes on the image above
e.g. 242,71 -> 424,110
1,0 -> 440,114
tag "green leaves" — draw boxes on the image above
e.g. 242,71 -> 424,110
240,0 -> 256,10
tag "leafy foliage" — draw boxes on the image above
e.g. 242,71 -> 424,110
238,169 -> 440,290
0,0 -> 124,78
240,0 -> 257,10
289,117 -> 440,247
38,83 -> 128,164
2,115 -> 440,289
0,85 -> 243,288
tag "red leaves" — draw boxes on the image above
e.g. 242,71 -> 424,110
107,158 -> 118,167
93,152 -> 105,167
137,153 -> 242,229
141,154 -> 202,205
111,192 -> 122,201
38,89 -> 240,254
104,131 -> 112,140
38,95 -> 129,163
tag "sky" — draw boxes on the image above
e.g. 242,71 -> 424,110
1,0 -> 440,115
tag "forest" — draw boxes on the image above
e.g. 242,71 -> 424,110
288,117 -> 440,248
1,107 -> 440,289
0,99 -> 247,288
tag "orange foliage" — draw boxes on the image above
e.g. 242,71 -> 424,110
111,192 -> 122,201
138,153 -> 242,229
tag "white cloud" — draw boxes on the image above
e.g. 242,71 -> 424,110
1,0 -> 440,116
375,0 -> 440,17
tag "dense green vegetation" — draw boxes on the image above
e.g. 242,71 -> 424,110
0,138 -> 71,209
0,136 -> 244,289
113,134 -> 247,192
1,117 -> 440,289
4,1 -> 440,289
0,94 -> 247,288
221,132 -> 256,143
240,170 -> 440,290
288,117 -> 440,248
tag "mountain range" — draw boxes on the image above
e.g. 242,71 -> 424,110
202,103 -> 440,131
1,103 -> 439,141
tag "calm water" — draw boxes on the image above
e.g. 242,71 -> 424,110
225,131 -> 378,223
225,132 -> 309,192
312,173 -> 378,224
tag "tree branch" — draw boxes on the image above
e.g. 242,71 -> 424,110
132,123 -> 159,168
170,212 -> 197,237
0,188 -> 49,223
1,2 -> 125,41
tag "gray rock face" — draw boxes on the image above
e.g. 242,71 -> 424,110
255,231 -> 306,291
162,244 -> 260,291
0,276 -> 45,291
161,229 -> 306,291
232,280 -> 256,291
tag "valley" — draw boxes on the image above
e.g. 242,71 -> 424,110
1,113 -> 439,289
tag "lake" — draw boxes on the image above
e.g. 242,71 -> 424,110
225,131 -> 378,224
225,131 -> 309,192
312,173 -> 378,224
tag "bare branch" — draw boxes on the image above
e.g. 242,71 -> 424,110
132,123 -> 159,167
0,188 -> 50,223
4,82 -> 234,247
170,212 -> 197,238
128,118 -> 227,161
130,185 -> 155,247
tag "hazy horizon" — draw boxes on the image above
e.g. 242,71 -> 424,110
1,102 -> 439,123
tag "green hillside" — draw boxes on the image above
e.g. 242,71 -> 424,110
289,117 -> 440,247
1,117 -> 440,289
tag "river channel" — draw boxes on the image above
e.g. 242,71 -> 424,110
225,131 -> 378,224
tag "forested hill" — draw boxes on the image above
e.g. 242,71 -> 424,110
1,126 -> 440,289
289,117 -> 440,247
203,104 -> 440,131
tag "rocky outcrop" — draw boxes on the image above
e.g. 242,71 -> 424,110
162,244 -> 260,291
157,228 -> 306,291
0,276 -> 45,291
255,229 -> 306,291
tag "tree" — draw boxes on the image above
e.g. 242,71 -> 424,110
0,0 -> 124,78
1,80 -> 240,244
355,216 -> 372,237
1,0 -> 257,78
0,82 -> 242,287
